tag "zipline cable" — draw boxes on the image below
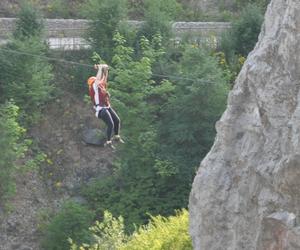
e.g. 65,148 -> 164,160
0,47 -> 216,84
0,47 -> 93,68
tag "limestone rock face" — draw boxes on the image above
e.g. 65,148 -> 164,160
189,1 -> 300,249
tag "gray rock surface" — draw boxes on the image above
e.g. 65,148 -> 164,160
189,0 -> 300,249
82,128 -> 106,146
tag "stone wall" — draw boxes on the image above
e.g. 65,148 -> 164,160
0,18 -> 230,40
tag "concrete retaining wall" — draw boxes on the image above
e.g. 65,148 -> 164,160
0,18 -> 231,49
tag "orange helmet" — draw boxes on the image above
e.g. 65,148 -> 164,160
87,76 -> 96,87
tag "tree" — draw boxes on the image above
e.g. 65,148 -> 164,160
13,1 -> 44,40
0,1 -> 53,124
81,0 -> 128,62
153,45 -> 229,213
137,0 -> 181,44
220,3 -> 264,59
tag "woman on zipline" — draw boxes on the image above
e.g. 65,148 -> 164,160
87,64 -> 124,148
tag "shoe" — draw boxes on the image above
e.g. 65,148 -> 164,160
104,140 -> 115,149
113,135 -> 125,144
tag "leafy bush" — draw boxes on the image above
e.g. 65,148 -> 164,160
0,102 -> 27,206
42,201 -> 95,250
71,210 -> 191,250
70,211 -> 128,250
121,209 -> 192,250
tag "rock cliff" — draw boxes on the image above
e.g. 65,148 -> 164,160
189,0 -> 300,249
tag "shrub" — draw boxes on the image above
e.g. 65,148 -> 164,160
0,102 -> 27,206
121,209 -> 192,250
42,201 -> 95,250
71,210 -> 192,250
70,211 -> 128,250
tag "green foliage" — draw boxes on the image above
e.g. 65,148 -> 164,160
71,210 -> 191,250
0,38 -> 54,124
121,209 -> 192,250
152,45 -> 229,209
220,3 -> 264,58
138,0 -> 181,43
81,0 -> 128,62
0,3 -> 54,124
13,1 -> 44,40
70,211 -> 128,250
81,33 -> 166,231
42,201 -> 95,250
219,3 -> 263,81
0,102 -> 27,205
81,33 -> 228,234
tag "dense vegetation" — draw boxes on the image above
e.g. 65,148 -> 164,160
70,209 -> 191,250
0,0 -> 270,21
0,2 -> 53,205
0,0 -> 265,249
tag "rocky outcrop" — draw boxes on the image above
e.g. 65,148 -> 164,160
189,0 -> 300,249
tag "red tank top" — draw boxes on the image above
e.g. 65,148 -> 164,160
89,82 -> 110,107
